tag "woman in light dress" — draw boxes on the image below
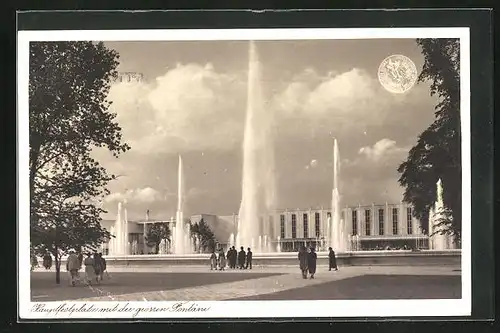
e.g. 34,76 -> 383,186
210,250 -> 218,270
83,253 -> 96,285
218,248 -> 226,271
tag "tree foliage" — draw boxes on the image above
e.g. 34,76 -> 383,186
29,42 -> 130,283
397,38 -> 461,240
145,223 -> 171,254
190,219 -> 216,253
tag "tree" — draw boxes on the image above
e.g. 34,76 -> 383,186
29,42 -> 130,283
190,219 -> 216,253
398,38 -> 461,241
145,223 -> 171,254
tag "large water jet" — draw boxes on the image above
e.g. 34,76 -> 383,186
110,201 -> 130,255
429,179 -> 455,250
329,139 -> 348,252
172,155 -> 193,254
236,40 -> 276,251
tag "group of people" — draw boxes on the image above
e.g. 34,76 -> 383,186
66,250 -> 108,287
208,244 -> 339,277
298,246 -> 339,279
210,246 -> 253,270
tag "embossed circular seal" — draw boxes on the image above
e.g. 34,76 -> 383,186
378,54 -> 418,94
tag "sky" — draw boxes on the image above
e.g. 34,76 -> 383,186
96,39 -> 438,221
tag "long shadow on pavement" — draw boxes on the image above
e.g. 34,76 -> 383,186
230,274 -> 461,300
31,271 -> 284,301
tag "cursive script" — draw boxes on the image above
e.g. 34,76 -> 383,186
31,301 -> 211,318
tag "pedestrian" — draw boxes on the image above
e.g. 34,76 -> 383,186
99,253 -> 109,280
307,247 -> 317,279
43,252 -> 52,270
30,254 -> 38,272
328,247 -> 338,271
226,248 -> 233,269
210,250 -> 218,270
77,251 -> 83,267
83,253 -> 96,285
93,253 -> 102,284
230,246 -> 237,268
66,250 -> 80,287
238,246 -> 246,269
298,245 -> 308,279
218,248 -> 226,271
76,251 -> 84,281
245,247 -> 253,269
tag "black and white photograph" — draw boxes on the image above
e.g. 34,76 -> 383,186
18,26 -> 472,319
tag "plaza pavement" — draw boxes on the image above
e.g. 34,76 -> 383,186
31,264 -> 461,302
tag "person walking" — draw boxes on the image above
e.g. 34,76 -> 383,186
218,248 -> 226,271
99,253 -> 109,280
30,254 -> 38,272
83,253 -> 96,285
328,247 -> 338,271
76,251 -> 84,282
307,247 -> 317,279
298,245 -> 308,279
226,248 -> 233,269
210,250 -> 218,270
43,252 -> 52,270
93,253 -> 102,284
230,246 -> 237,269
245,247 -> 253,270
66,250 -> 80,287
238,247 -> 246,269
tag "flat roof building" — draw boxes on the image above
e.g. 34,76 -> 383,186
99,202 -> 430,254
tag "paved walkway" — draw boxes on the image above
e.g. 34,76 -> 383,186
75,265 -> 460,302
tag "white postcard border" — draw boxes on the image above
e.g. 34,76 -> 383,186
17,27 -> 471,319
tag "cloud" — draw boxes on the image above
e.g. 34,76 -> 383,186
272,68 -> 432,139
107,63 -> 245,155
98,56 -> 436,220
274,68 -> 379,118
335,138 -> 410,204
105,186 -> 209,205
358,138 -> 408,163
105,187 -> 165,203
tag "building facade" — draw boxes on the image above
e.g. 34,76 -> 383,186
267,203 -> 428,251
99,202 -> 430,254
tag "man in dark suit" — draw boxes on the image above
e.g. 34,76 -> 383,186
238,246 -> 246,269
328,247 -> 338,271
230,246 -> 237,268
245,247 -> 253,269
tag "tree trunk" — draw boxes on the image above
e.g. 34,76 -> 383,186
29,140 -> 41,203
54,244 -> 61,284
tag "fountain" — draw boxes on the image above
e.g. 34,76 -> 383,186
158,239 -> 167,255
108,225 -> 115,254
264,235 -> 270,252
228,233 -> 235,248
329,139 -> 348,253
124,203 -> 129,254
235,40 -> 277,252
96,43 -> 461,268
114,202 -> 123,254
109,201 -> 130,255
131,240 -> 138,254
429,179 -> 455,250
172,155 -> 194,254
